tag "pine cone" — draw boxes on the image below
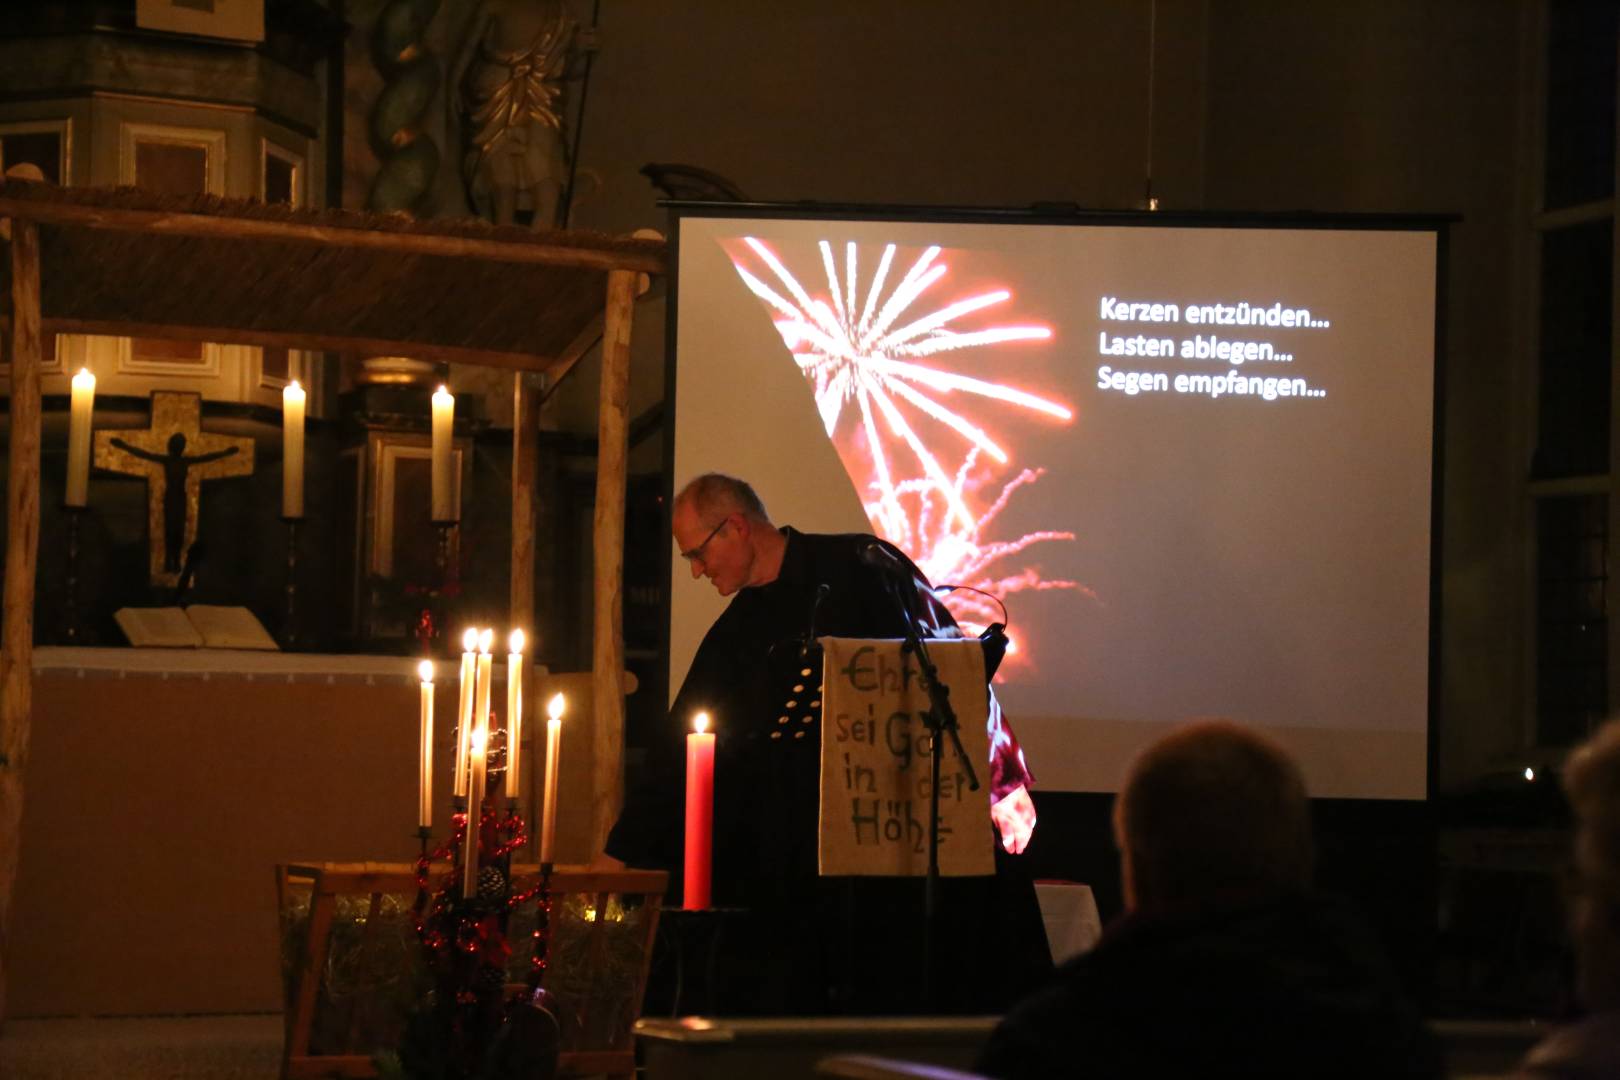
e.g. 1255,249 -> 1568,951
478,865 -> 506,901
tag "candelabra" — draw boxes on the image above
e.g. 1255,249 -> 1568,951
62,504 -> 86,644
411,784 -> 557,1078
434,520 -> 458,588
413,520 -> 458,652
281,516 -> 301,650
406,625 -> 556,1077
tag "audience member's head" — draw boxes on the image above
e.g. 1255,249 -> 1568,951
1565,720 -> 1620,1010
1114,720 -> 1313,913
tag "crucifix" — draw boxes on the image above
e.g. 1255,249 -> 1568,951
94,391 -> 255,587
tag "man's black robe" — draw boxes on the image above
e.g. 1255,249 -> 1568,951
608,527 -> 1051,1015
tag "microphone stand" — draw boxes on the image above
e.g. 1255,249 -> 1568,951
879,568 -> 980,1013
800,583 -> 830,659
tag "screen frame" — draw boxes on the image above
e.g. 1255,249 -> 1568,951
660,199 -> 1451,803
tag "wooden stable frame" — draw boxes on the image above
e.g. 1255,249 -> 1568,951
276,863 -> 668,1080
0,182 -> 665,1016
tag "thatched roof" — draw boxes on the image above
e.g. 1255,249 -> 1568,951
0,180 -> 666,373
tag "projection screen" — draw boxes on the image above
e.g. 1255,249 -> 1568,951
669,206 -> 1441,800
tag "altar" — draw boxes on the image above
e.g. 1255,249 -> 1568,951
8,647 -> 635,1018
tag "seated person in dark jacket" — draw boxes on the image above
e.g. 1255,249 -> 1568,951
977,721 -> 1442,1079
1512,720 -> 1620,1080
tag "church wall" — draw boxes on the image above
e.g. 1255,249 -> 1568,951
1200,0 -> 1528,791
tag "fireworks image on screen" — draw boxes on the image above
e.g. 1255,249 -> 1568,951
890,453 -> 1086,643
726,236 -> 1083,666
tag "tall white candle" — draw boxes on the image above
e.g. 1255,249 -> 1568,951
540,693 -> 564,864
474,628 -> 494,748
505,629 -> 525,801
281,380 -> 306,519
454,628 -> 477,798
463,721 -> 487,899
431,385 -> 455,522
418,660 -> 434,830
65,368 -> 96,508
463,628 -> 496,899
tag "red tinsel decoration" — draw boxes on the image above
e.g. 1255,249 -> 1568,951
410,735 -> 556,1075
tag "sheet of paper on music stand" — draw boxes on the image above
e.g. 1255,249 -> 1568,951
818,637 -> 993,877
1035,881 -> 1102,964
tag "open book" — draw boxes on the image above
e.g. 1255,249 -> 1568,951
114,605 -> 279,650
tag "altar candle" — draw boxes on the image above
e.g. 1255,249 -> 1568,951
453,628 -> 477,798
281,380 -> 305,519
463,721 -> 488,898
65,368 -> 95,508
505,629 -> 525,801
417,661 -> 434,829
431,385 -> 455,522
683,711 -> 715,910
540,693 -> 564,864
474,628 -> 494,748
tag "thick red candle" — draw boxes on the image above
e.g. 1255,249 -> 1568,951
683,711 -> 715,910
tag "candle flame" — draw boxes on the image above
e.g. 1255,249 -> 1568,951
694,711 -> 710,735
462,627 -> 478,651
548,692 -> 565,721
509,628 -> 526,654
434,384 -> 453,402
418,659 -> 433,683
72,368 -> 96,390
478,628 -> 494,653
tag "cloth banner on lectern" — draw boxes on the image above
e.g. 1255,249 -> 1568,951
818,637 -> 993,877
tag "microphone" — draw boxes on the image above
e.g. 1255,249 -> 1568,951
855,538 -> 912,579
979,621 -> 1009,679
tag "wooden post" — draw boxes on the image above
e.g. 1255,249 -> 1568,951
511,370 -> 541,830
0,218 -> 43,1024
591,269 -> 635,855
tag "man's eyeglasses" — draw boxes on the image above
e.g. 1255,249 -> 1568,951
680,515 -> 731,564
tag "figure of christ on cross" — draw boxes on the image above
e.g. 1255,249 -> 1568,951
94,392 -> 255,587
